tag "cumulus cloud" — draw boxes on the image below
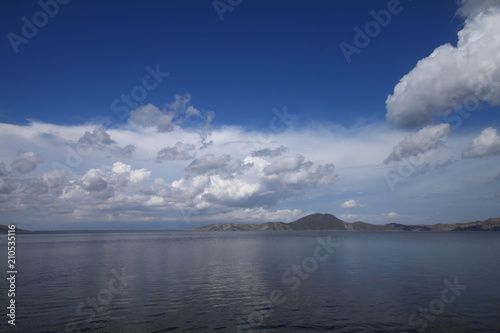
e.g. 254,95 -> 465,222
174,154 -> 336,210
78,127 -> 116,146
384,124 -> 452,163
80,169 -> 108,192
128,94 -> 215,143
263,154 -> 305,175
74,127 -> 136,159
386,0 -> 500,128
11,152 -> 43,174
111,144 -> 136,158
340,199 -> 364,209
0,149 -> 335,223
167,94 -> 201,119
157,142 -> 196,162
129,104 -> 175,132
111,162 -> 151,183
251,145 -> 288,158
462,127 -> 500,158
42,170 -> 68,188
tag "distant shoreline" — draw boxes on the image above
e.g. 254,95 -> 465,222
2,213 -> 499,232
193,213 -> 500,232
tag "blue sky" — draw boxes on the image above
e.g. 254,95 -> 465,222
1,0 -> 499,230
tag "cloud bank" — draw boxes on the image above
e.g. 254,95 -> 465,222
1,90 -> 499,228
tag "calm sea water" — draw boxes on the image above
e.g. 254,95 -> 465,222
2,231 -> 500,333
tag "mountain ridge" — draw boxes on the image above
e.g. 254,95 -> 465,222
193,214 -> 500,231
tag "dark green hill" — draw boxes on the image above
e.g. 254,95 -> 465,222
288,213 -> 346,230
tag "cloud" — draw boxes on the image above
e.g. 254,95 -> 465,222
185,154 -> 232,174
383,212 -> 401,219
263,154 -> 305,175
110,144 -> 136,158
0,178 -> 19,194
174,154 -> 336,210
2,109 -> 498,227
0,163 -> 8,176
167,94 -> 201,119
77,127 -> 136,158
251,145 -> 288,158
80,169 -> 108,192
11,152 -> 43,174
462,127 -> 500,158
42,170 -> 68,188
384,124 -> 452,163
112,162 -> 151,183
0,150 -> 335,222
129,104 -> 175,132
128,95 -> 215,141
457,0 -> 500,16
78,127 -> 116,146
157,142 -> 196,162
386,0 -> 500,128
340,199 -> 364,209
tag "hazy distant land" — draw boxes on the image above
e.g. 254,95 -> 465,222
2,214 -> 500,232
194,213 -> 500,231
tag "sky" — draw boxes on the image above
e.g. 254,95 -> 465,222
0,0 -> 499,230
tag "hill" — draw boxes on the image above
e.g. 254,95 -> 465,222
193,214 -> 500,231
0,225 -> 31,233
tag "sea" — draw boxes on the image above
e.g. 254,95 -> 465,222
2,231 -> 500,333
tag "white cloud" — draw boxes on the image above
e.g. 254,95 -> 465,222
384,124 -> 452,163
340,199 -> 364,209
386,1 -> 500,128
112,161 -> 132,173
112,162 -> 151,183
383,212 -> 401,219
462,127 -> 500,158
129,104 -> 175,133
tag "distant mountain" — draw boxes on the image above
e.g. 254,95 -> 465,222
288,213 -> 346,230
0,225 -> 31,233
193,214 -> 500,231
